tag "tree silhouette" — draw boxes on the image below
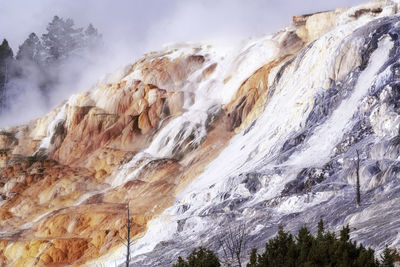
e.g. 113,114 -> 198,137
117,202 -> 133,267
356,149 -> 361,208
0,39 -> 14,109
173,247 -> 220,267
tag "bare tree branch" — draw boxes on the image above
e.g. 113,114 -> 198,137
117,202 -> 132,267
219,223 -> 247,267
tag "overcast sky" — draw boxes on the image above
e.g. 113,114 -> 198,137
1,0 -> 367,60
0,0 -> 369,127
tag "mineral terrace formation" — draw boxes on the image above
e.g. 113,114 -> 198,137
1,1 -> 400,266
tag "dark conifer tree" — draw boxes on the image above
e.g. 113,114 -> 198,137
0,39 -> 14,109
317,218 -> 324,239
258,226 -> 297,267
0,39 -> 14,85
173,247 -> 220,267
246,221 -> 379,267
248,248 -> 258,266
16,33 -> 45,63
296,226 -> 313,264
381,246 -> 395,267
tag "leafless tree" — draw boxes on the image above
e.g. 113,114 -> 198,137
219,223 -> 247,267
118,202 -> 132,267
356,150 -> 361,208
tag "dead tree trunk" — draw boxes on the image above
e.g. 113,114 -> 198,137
356,150 -> 360,208
126,202 -> 131,267
117,202 -> 133,266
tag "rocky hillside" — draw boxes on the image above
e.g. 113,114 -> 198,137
1,1 -> 400,266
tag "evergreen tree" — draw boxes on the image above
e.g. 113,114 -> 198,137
41,15 -> 84,61
246,221 -> 379,267
381,246 -> 395,267
296,226 -> 313,265
14,32 -> 51,95
173,221 -> 397,267
0,39 -> 14,109
317,218 -> 324,239
173,247 -> 220,267
0,39 -> 14,86
356,246 -> 378,267
257,226 -> 297,267
339,225 -> 350,243
0,39 -> 13,60
16,33 -> 45,64
0,16 -> 103,114
248,248 -> 258,266
174,256 -> 189,267
84,23 -> 102,48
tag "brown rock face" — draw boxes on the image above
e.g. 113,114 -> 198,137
0,51 -> 214,266
226,68 -> 266,131
140,54 -> 205,91
167,91 -> 185,115
0,19 -> 323,264
226,55 -> 299,133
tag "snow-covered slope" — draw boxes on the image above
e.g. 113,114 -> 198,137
1,1 -> 400,266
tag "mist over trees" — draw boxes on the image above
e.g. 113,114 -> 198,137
0,15 -> 102,114
0,39 -> 14,109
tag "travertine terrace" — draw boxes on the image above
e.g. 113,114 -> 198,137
1,1 -> 400,266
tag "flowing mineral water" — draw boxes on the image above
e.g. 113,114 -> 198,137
23,2 -> 400,265
110,37 -> 279,188
288,36 -> 393,168
106,11 -> 400,267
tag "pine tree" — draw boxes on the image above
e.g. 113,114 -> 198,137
381,246 -> 395,267
173,247 -> 220,267
357,246 -> 378,267
244,221 -> 379,267
296,226 -> 313,265
247,248 -> 258,267
84,23 -> 102,48
317,218 -> 324,239
16,33 -> 45,64
0,39 -> 14,86
41,16 -> 84,61
0,39 -> 14,109
14,32 -> 51,96
258,226 -> 297,267
0,39 -> 13,59
174,256 -> 189,267
0,16 -> 103,113
339,224 -> 350,242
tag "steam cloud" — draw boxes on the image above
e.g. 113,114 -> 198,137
0,0 -> 366,127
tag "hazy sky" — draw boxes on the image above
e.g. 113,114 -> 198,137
1,0 -> 367,59
0,0 -> 369,127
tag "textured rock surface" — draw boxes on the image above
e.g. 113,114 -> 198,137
0,51 -> 214,265
1,1 -> 400,266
